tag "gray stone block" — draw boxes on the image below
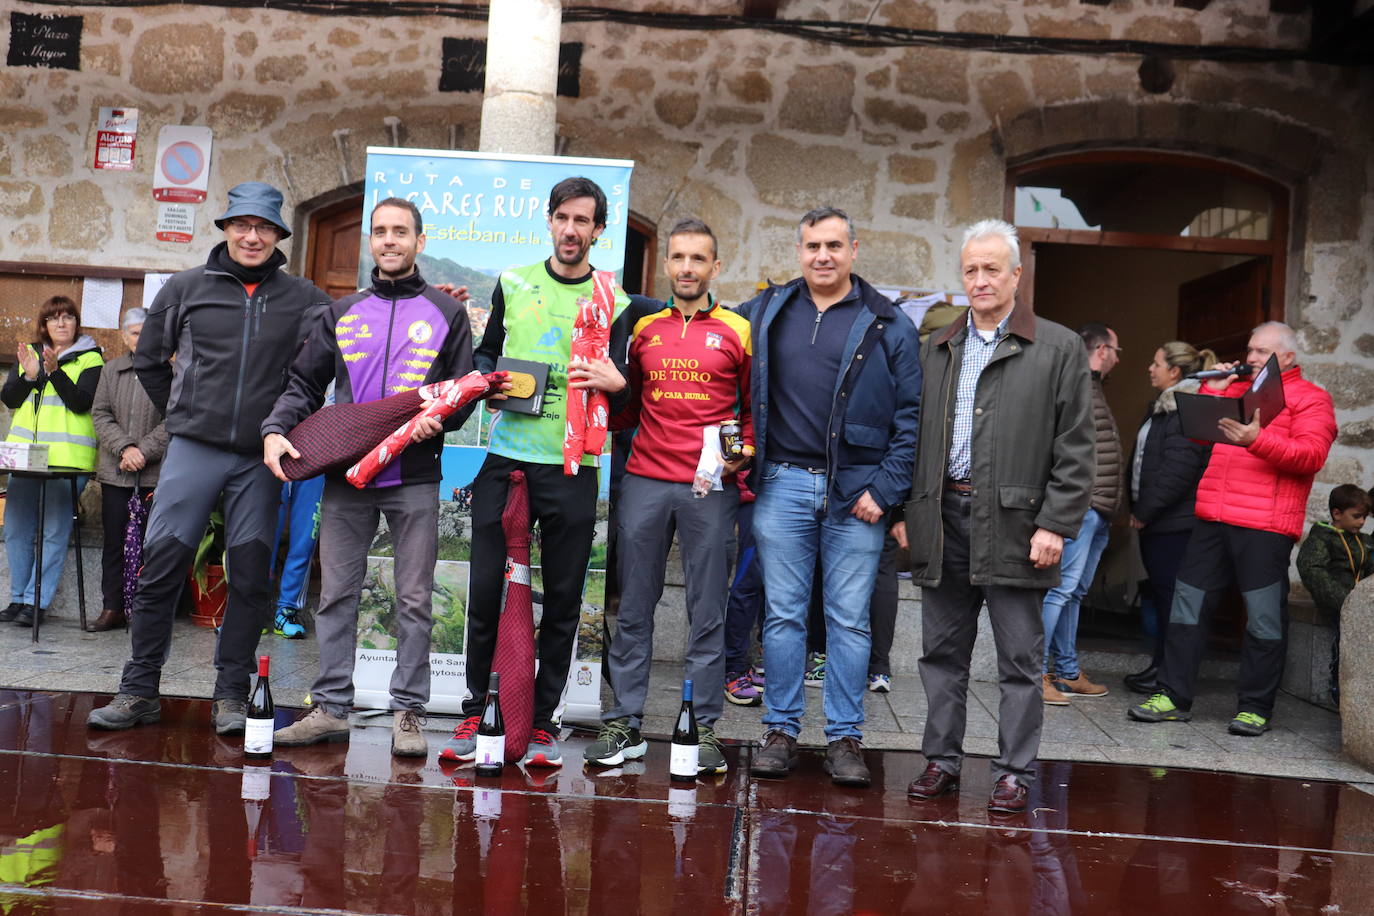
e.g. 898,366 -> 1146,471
1340,578 -> 1374,769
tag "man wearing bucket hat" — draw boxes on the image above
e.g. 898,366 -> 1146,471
89,181 -> 333,736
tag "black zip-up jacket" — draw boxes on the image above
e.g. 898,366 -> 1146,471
136,246 -> 331,454
262,268 -> 475,486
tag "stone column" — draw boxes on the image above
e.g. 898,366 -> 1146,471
479,0 -> 561,155
1340,578 -> 1374,769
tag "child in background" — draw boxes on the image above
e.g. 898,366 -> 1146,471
1297,483 -> 1372,703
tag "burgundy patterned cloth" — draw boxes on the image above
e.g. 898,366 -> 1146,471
492,470 -> 536,761
345,371 -> 498,488
278,371 -> 501,481
121,487 -> 149,621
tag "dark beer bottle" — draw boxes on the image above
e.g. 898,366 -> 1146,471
670,679 -> 699,781
474,672 -> 505,777
244,655 -> 274,759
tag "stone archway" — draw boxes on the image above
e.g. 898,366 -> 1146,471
988,98 -> 1365,332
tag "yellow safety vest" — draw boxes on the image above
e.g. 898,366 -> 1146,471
6,349 -> 103,471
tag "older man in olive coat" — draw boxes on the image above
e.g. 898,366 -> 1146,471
893,218 -> 1094,815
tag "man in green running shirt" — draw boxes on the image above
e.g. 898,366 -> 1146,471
444,176 -> 631,768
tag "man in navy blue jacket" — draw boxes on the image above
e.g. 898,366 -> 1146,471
740,206 -> 922,788
261,197 -> 474,758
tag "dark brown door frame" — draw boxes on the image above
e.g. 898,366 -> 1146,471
1004,150 -> 1290,319
627,212 -> 658,299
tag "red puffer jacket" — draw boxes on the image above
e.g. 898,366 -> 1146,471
1193,366 -> 1336,540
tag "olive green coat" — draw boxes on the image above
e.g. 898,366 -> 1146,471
904,306 -> 1095,589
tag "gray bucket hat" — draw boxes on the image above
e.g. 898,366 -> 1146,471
214,181 -> 291,239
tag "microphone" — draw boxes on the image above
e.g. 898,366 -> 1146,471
1188,364 -> 1254,380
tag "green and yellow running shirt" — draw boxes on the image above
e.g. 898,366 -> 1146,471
474,259 -> 629,467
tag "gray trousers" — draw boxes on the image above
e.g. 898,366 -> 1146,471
918,491 -> 1045,781
121,436 -> 278,701
605,473 -> 736,729
311,479 -> 438,716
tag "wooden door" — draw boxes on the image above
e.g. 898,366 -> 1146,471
1176,257 -> 1269,363
306,196 -> 364,300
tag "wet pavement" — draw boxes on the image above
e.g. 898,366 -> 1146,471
3,689 -> 1374,914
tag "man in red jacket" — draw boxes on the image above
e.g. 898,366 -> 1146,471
1130,321 -> 1336,736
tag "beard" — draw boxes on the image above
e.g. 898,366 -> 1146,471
554,234 -> 593,266
671,277 -> 707,302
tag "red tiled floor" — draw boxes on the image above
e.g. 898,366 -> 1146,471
0,691 -> 1371,914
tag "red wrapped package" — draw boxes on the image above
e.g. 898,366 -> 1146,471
345,371 -> 501,488
562,270 -> 616,476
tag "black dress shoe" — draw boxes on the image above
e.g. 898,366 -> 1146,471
88,609 -> 127,632
0,603 -> 27,623
13,606 -> 42,627
988,775 -> 1028,814
1124,665 -> 1159,695
908,761 -> 959,799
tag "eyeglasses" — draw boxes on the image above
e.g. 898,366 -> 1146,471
45,314 -> 77,324
226,218 -> 282,240
1099,343 -> 1122,353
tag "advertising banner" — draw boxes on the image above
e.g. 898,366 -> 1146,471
351,148 -> 634,725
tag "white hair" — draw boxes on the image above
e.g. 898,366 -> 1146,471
1252,321 -> 1298,357
961,219 -> 1021,269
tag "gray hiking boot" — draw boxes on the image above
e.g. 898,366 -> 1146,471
87,693 -> 161,730
212,698 -> 248,736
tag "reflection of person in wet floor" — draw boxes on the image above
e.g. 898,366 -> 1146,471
1115,770 -> 1294,913
0,702 -> 67,893
451,786 -> 565,912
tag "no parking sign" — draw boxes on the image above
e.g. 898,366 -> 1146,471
153,125 -> 212,203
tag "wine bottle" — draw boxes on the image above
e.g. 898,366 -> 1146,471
670,679 -> 699,781
245,655 -> 274,759
474,672 -> 505,777
241,764 -> 270,859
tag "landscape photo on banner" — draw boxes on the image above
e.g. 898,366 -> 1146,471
352,148 -> 634,722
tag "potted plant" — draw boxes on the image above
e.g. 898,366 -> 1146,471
189,508 -> 228,628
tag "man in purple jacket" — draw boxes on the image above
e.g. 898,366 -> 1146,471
262,197 -> 475,758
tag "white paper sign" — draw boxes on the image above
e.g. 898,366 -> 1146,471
156,202 -> 195,243
80,277 -> 123,329
141,273 -> 172,311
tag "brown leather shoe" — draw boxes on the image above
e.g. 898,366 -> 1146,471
988,774 -> 1028,814
1042,673 -> 1070,706
823,736 -> 871,788
907,761 -> 959,799
88,609 -> 126,632
749,730 -> 798,778
1053,672 -> 1109,697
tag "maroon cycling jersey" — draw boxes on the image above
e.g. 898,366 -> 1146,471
614,297 -> 753,485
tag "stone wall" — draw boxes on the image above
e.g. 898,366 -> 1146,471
2,0 -> 1371,501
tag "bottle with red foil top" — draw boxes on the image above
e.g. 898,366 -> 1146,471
245,655 -> 275,759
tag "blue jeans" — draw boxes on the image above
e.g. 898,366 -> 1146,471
272,476 -> 325,611
753,462 -> 884,741
1041,507 -> 1110,679
4,474 -> 87,609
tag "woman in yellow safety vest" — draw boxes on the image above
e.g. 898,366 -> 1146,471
2,295 -> 103,627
